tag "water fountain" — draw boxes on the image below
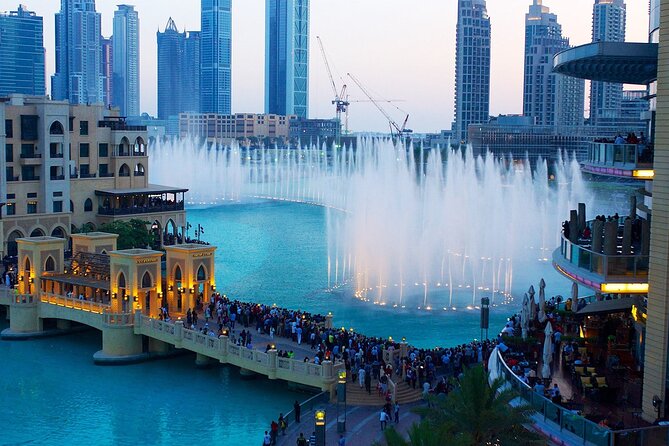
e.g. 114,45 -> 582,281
150,137 -> 588,309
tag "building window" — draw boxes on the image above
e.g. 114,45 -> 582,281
5,144 -> 12,162
80,143 -> 90,158
53,191 -> 63,197
27,201 -> 37,214
69,117 -> 74,132
53,201 -> 63,213
80,164 -> 90,176
99,164 -> 108,176
80,121 -> 89,136
99,143 -> 108,157
84,198 -> 93,212
21,143 -> 35,158
20,115 -> 39,140
27,192 -> 37,198
5,167 -> 14,181
5,119 -> 12,138
5,203 -> 15,216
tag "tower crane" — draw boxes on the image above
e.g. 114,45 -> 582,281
347,72 -> 412,140
316,36 -> 349,142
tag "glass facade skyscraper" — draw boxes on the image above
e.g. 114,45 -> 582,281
52,0 -> 103,105
200,0 -> 232,114
0,5 -> 45,97
112,5 -> 139,117
265,0 -> 309,119
590,0 -> 626,127
523,0 -> 584,128
453,0 -> 491,144
157,18 -> 200,120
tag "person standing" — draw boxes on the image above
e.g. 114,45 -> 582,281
380,409 -> 389,430
296,433 -> 307,446
394,401 -> 400,423
263,431 -> 271,446
338,434 -> 346,446
294,400 -> 301,423
358,366 -> 365,388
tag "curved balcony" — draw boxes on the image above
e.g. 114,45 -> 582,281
553,42 -> 658,85
583,143 -> 653,180
553,219 -> 649,294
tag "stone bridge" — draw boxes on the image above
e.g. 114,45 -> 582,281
0,287 -> 342,394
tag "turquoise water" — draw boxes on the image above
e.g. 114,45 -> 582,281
0,319 -> 302,445
188,200 -> 558,348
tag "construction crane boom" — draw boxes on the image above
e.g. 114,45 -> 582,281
347,72 -> 411,139
316,36 -> 349,140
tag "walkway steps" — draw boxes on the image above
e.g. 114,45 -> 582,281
343,379 -> 423,406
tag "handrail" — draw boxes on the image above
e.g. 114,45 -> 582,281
387,375 -> 397,403
40,292 -> 111,314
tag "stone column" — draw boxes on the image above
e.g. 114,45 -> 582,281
399,341 -> 408,359
642,0 -> 669,422
592,220 -> 604,253
322,360 -> 336,398
569,210 -> 579,243
629,194 -> 637,220
622,218 -> 633,255
325,313 -> 333,329
603,221 -> 618,256
219,334 -> 229,363
577,203 -> 587,235
174,320 -> 183,348
268,349 -> 278,380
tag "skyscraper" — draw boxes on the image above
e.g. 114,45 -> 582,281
183,31 -> 201,114
0,5 -> 45,97
112,5 -> 139,116
52,0 -> 103,105
157,19 -> 201,120
101,37 -> 113,108
523,0 -> 584,127
590,0 -> 626,127
200,0 -> 232,114
265,0 -> 309,118
453,0 -> 491,144
157,18 -> 185,120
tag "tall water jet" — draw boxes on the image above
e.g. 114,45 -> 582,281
150,137 -> 588,309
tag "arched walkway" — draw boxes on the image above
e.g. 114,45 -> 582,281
7,230 -> 24,257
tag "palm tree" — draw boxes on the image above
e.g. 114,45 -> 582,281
381,365 -> 545,446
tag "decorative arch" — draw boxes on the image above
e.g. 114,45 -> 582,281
119,137 -> 130,156
51,226 -> 66,238
24,256 -> 31,274
84,198 -> 93,212
70,200 -> 74,213
101,249 -> 107,255
196,264 -> 207,281
44,256 -> 56,272
117,271 -> 126,289
49,121 -> 64,135
7,229 -> 24,257
30,228 -> 46,237
141,271 -> 153,289
135,136 -> 146,154
134,163 -> 145,176
119,163 -> 130,177
174,264 -> 182,281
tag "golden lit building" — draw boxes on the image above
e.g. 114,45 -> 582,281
0,94 -> 187,258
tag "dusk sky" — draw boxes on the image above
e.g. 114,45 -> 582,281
29,0 -> 651,132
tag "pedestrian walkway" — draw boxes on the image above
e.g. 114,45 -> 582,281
276,401 -> 422,446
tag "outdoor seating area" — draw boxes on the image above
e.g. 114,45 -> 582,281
497,279 -> 648,432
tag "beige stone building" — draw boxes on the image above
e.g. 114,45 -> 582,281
1,94 -> 187,258
178,112 -> 294,144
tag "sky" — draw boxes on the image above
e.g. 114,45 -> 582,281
24,0 -> 651,133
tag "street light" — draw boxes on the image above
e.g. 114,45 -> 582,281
314,409 -> 326,446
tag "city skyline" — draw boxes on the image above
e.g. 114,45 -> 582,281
13,0 -> 651,132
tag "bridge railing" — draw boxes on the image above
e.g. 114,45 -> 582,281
104,312 -> 134,326
40,292 -> 110,314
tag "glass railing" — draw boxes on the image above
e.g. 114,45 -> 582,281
494,349 -> 614,445
559,235 -> 649,281
587,143 -> 653,168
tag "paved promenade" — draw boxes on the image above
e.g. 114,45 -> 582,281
276,401 -> 422,446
